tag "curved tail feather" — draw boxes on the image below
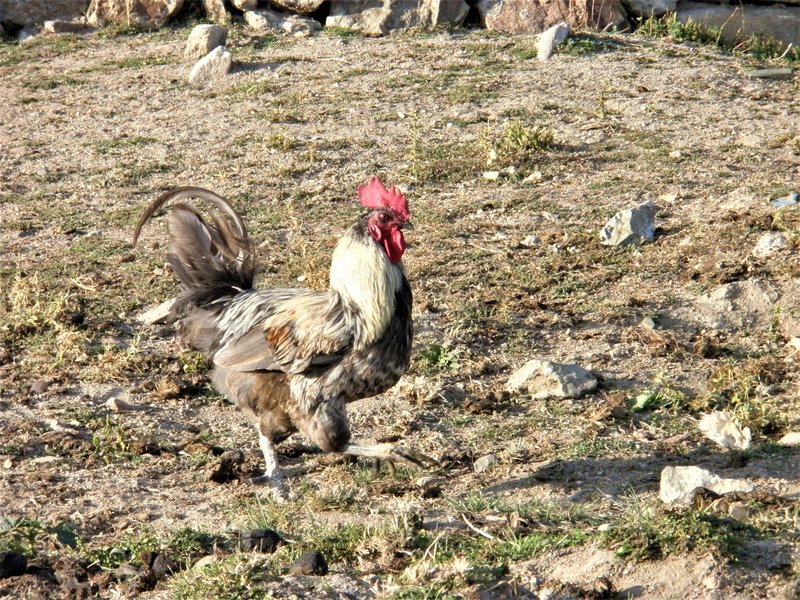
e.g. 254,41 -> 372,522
132,187 -> 255,309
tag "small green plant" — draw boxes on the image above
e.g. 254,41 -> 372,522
484,119 -> 554,172
417,344 -> 459,374
630,374 -> 689,413
92,416 -> 134,463
323,26 -> 360,38
0,518 -> 78,557
180,350 -> 209,375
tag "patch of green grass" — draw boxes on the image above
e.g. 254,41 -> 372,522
605,495 -> 758,561
323,26 -> 361,38
94,135 -> 158,155
0,517 -> 78,557
417,344 -> 459,375
22,75 -> 84,91
92,416 -> 135,463
559,34 -> 621,57
111,54 -> 177,69
484,119 -> 554,172
120,160 -> 180,185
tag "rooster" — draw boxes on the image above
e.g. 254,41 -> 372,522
132,178 -> 436,496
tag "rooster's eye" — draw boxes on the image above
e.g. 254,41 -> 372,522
379,213 -> 390,222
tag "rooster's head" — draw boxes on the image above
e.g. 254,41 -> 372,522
357,177 -> 412,264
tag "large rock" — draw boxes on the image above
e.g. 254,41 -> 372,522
0,0 -> 89,27
245,8 -> 321,34
86,0 -> 183,27
327,0 -> 470,35
621,0 -> 676,18
659,466 -> 754,504
506,359 -> 597,399
477,0 -> 628,35
676,2 -> 800,51
185,24 -> 227,61
203,0 -> 230,24
188,45 -> 232,88
271,0 -> 326,13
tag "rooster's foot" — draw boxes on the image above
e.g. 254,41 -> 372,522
341,443 -> 438,471
248,473 -> 288,502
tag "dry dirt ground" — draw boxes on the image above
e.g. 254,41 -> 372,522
1,20 -> 799,600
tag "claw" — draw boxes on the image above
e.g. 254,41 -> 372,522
247,473 -> 288,502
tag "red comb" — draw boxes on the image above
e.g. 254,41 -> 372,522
357,177 -> 410,222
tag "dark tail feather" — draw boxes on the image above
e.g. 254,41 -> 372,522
133,187 -> 255,309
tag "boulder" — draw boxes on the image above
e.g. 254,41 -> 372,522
327,0 -> 470,35
188,45 -> 232,88
477,0 -> 628,35
0,0 -> 89,27
271,0 -> 326,13
86,0 -> 184,27
751,231 -> 790,258
185,24 -> 228,61
244,8 -> 321,34
203,0 -> 230,24
676,2 -> 800,52
231,0 -> 257,9
507,359 -> 597,399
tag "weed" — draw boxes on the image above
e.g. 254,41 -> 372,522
112,54 -> 177,69
92,416 -> 135,463
0,518 -> 78,557
417,344 -> 459,374
484,119 -> 554,172
94,135 -> 158,155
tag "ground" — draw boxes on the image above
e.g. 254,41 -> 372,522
1,19 -> 799,600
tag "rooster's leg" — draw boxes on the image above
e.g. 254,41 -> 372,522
340,443 -> 438,471
249,432 -> 287,499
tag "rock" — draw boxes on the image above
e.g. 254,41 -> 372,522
208,449 -> 243,483
482,171 -> 501,180
188,46 -> 232,89
137,298 -> 176,325
271,0 -> 326,13
86,0 -> 184,28
43,19 -> 91,33
151,554 -> 179,578
537,21 -> 569,62
244,8 -> 321,34
752,231 -> 790,258
747,68 -> 794,80
478,0 -> 627,35
18,28 -> 37,42
0,0 -> 89,27
659,466 -> 754,504
289,551 -> 328,576
231,0 -> 257,9
778,432 -> 800,447
676,3 -> 800,53
239,529 -> 281,553
193,555 -> 219,570
698,411 -> 751,450
185,24 -> 228,61
474,454 -> 498,473
506,359 -> 597,399
697,279 -> 779,330
0,551 -> 27,579
773,191 -> 799,209
327,0 -> 470,35
728,501 -> 749,521
30,379 -> 51,394
203,0 -> 230,24
521,234 -> 540,247
621,0 -> 675,17
599,200 -> 656,246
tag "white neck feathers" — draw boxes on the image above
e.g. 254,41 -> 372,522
329,233 -> 402,349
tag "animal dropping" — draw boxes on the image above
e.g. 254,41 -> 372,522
131,179 -> 436,499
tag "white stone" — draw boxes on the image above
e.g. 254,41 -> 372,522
752,231 -> 790,258
778,432 -> 800,447
537,21 -> 569,62
185,24 -> 228,61
188,46 -> 232,88
659,466 -> 754,504
599,200 -> 656,246
231,0 -> 257,9
327,0 -> 470,35
137,298 -> 176,325
203,0 -> 230,24
506,359 -> 597,399
482,171 -> 501,180
521,235 -> 540,247
698,411 -> 751,450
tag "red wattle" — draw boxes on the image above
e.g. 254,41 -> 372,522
383,227 -> 406,264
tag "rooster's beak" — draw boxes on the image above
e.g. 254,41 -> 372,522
400,221 -> 414,230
